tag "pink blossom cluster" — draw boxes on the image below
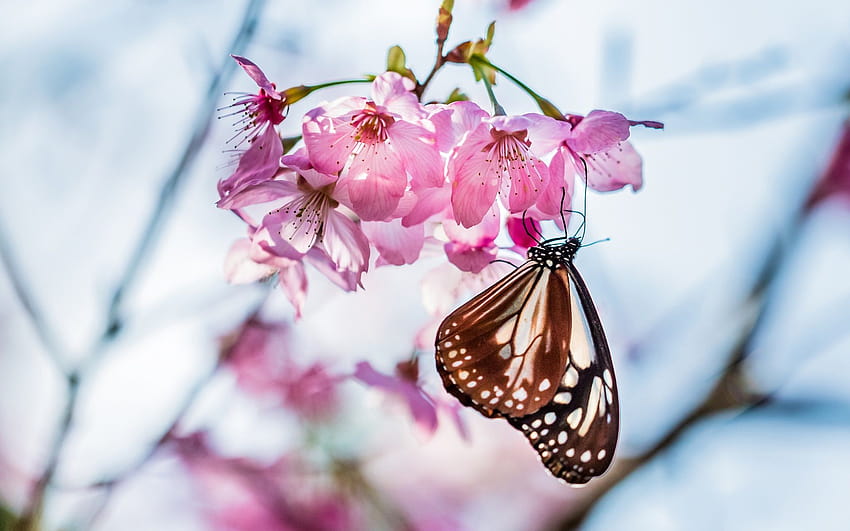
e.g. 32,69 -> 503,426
217,56 -> 658,317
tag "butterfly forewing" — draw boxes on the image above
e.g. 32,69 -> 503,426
507,262 -> 619,484
435,262 -> 571,418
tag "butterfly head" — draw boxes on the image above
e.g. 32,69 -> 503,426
528,237 -> 580,269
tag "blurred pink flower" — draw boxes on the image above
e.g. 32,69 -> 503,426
171,433 -> 357,531
807,119 -> 850,209
218,55 -> 287,199
442,206 -> 500,273
353,359 -> 467,439
302,72 -> 442,221
448,113 -> 554,227
222,318 -> 341,420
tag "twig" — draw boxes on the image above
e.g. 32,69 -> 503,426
0,219 -> 67,371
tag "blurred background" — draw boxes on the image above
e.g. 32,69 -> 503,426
2,0 -> 850,529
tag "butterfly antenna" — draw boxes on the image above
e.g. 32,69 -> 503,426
521,210 -> 543,245
490,258 -> 520,270
558,187 -> 570,234
575,157 -> 589,242
580,237 -> 610,248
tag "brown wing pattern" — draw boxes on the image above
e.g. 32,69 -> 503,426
507,263 -> 618,483
435,262 -> 572,418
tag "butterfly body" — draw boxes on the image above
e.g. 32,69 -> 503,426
435,237 -> 618,484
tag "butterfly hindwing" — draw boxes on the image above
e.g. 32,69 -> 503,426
508,262 -> 618,484
435,262 -> 571,418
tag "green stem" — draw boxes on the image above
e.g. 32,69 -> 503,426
481,74 -> 506,116
470,55 -> 564,119
306,78 -> 372,92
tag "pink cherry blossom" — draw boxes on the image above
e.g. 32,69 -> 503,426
442,206 -> 500,273
448,113 -> 554,227
219,151 -> 371,290
218,56 -> 287,199
302,72 -> 442,221
540,110 -> 662,208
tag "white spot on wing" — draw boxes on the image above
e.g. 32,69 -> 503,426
544,412 -> 557,425
580,450 -> 591,463
578,377 -> 604,437
562,366 -> 579,387
494,317 -> 517,344
553,392 -> 572,404
538,378 -> 551,392
566,408 -> 582,429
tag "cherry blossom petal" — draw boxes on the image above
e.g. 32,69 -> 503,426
443,240 -> 498,273
402,185 -> 451,227
535,148 -> 575,216
389,120 -> 443,188
266,197 -> 326,255
506,214 -> 542,250
490,114 -> 533,132
322,209 -> 370,276
362,219 -> 425,266
429,101 -> 489,152
223,239 -> 277,284
371,72 -> 424,122
448,125 -> 499,227
500,153 -> 549,213
231,54 -> 280,99
583,141 -> 643,192
346,141 -> 407,220
352,361 -> 438,436
568,110 -> 631,154
302,106 -> 361,175
304,248 -> 361,291
526,115 -> 572,154
442,205 -> 499,245
217,179 -> 298,210
217,125 -> 283,198
278,260 -> 308,320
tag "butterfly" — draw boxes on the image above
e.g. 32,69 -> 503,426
434,233 -> 618,484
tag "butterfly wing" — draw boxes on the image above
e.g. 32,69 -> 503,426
435,261 -> 572,418
507,262 -> 619,484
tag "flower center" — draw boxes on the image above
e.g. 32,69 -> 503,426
485,128 -> 531,167
350,102 -> 394,145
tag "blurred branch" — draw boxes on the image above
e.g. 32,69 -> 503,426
14,1 -> 269,529
0,219 -> 67,371
102,0 -> 267,340
82,294 -> 271,528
